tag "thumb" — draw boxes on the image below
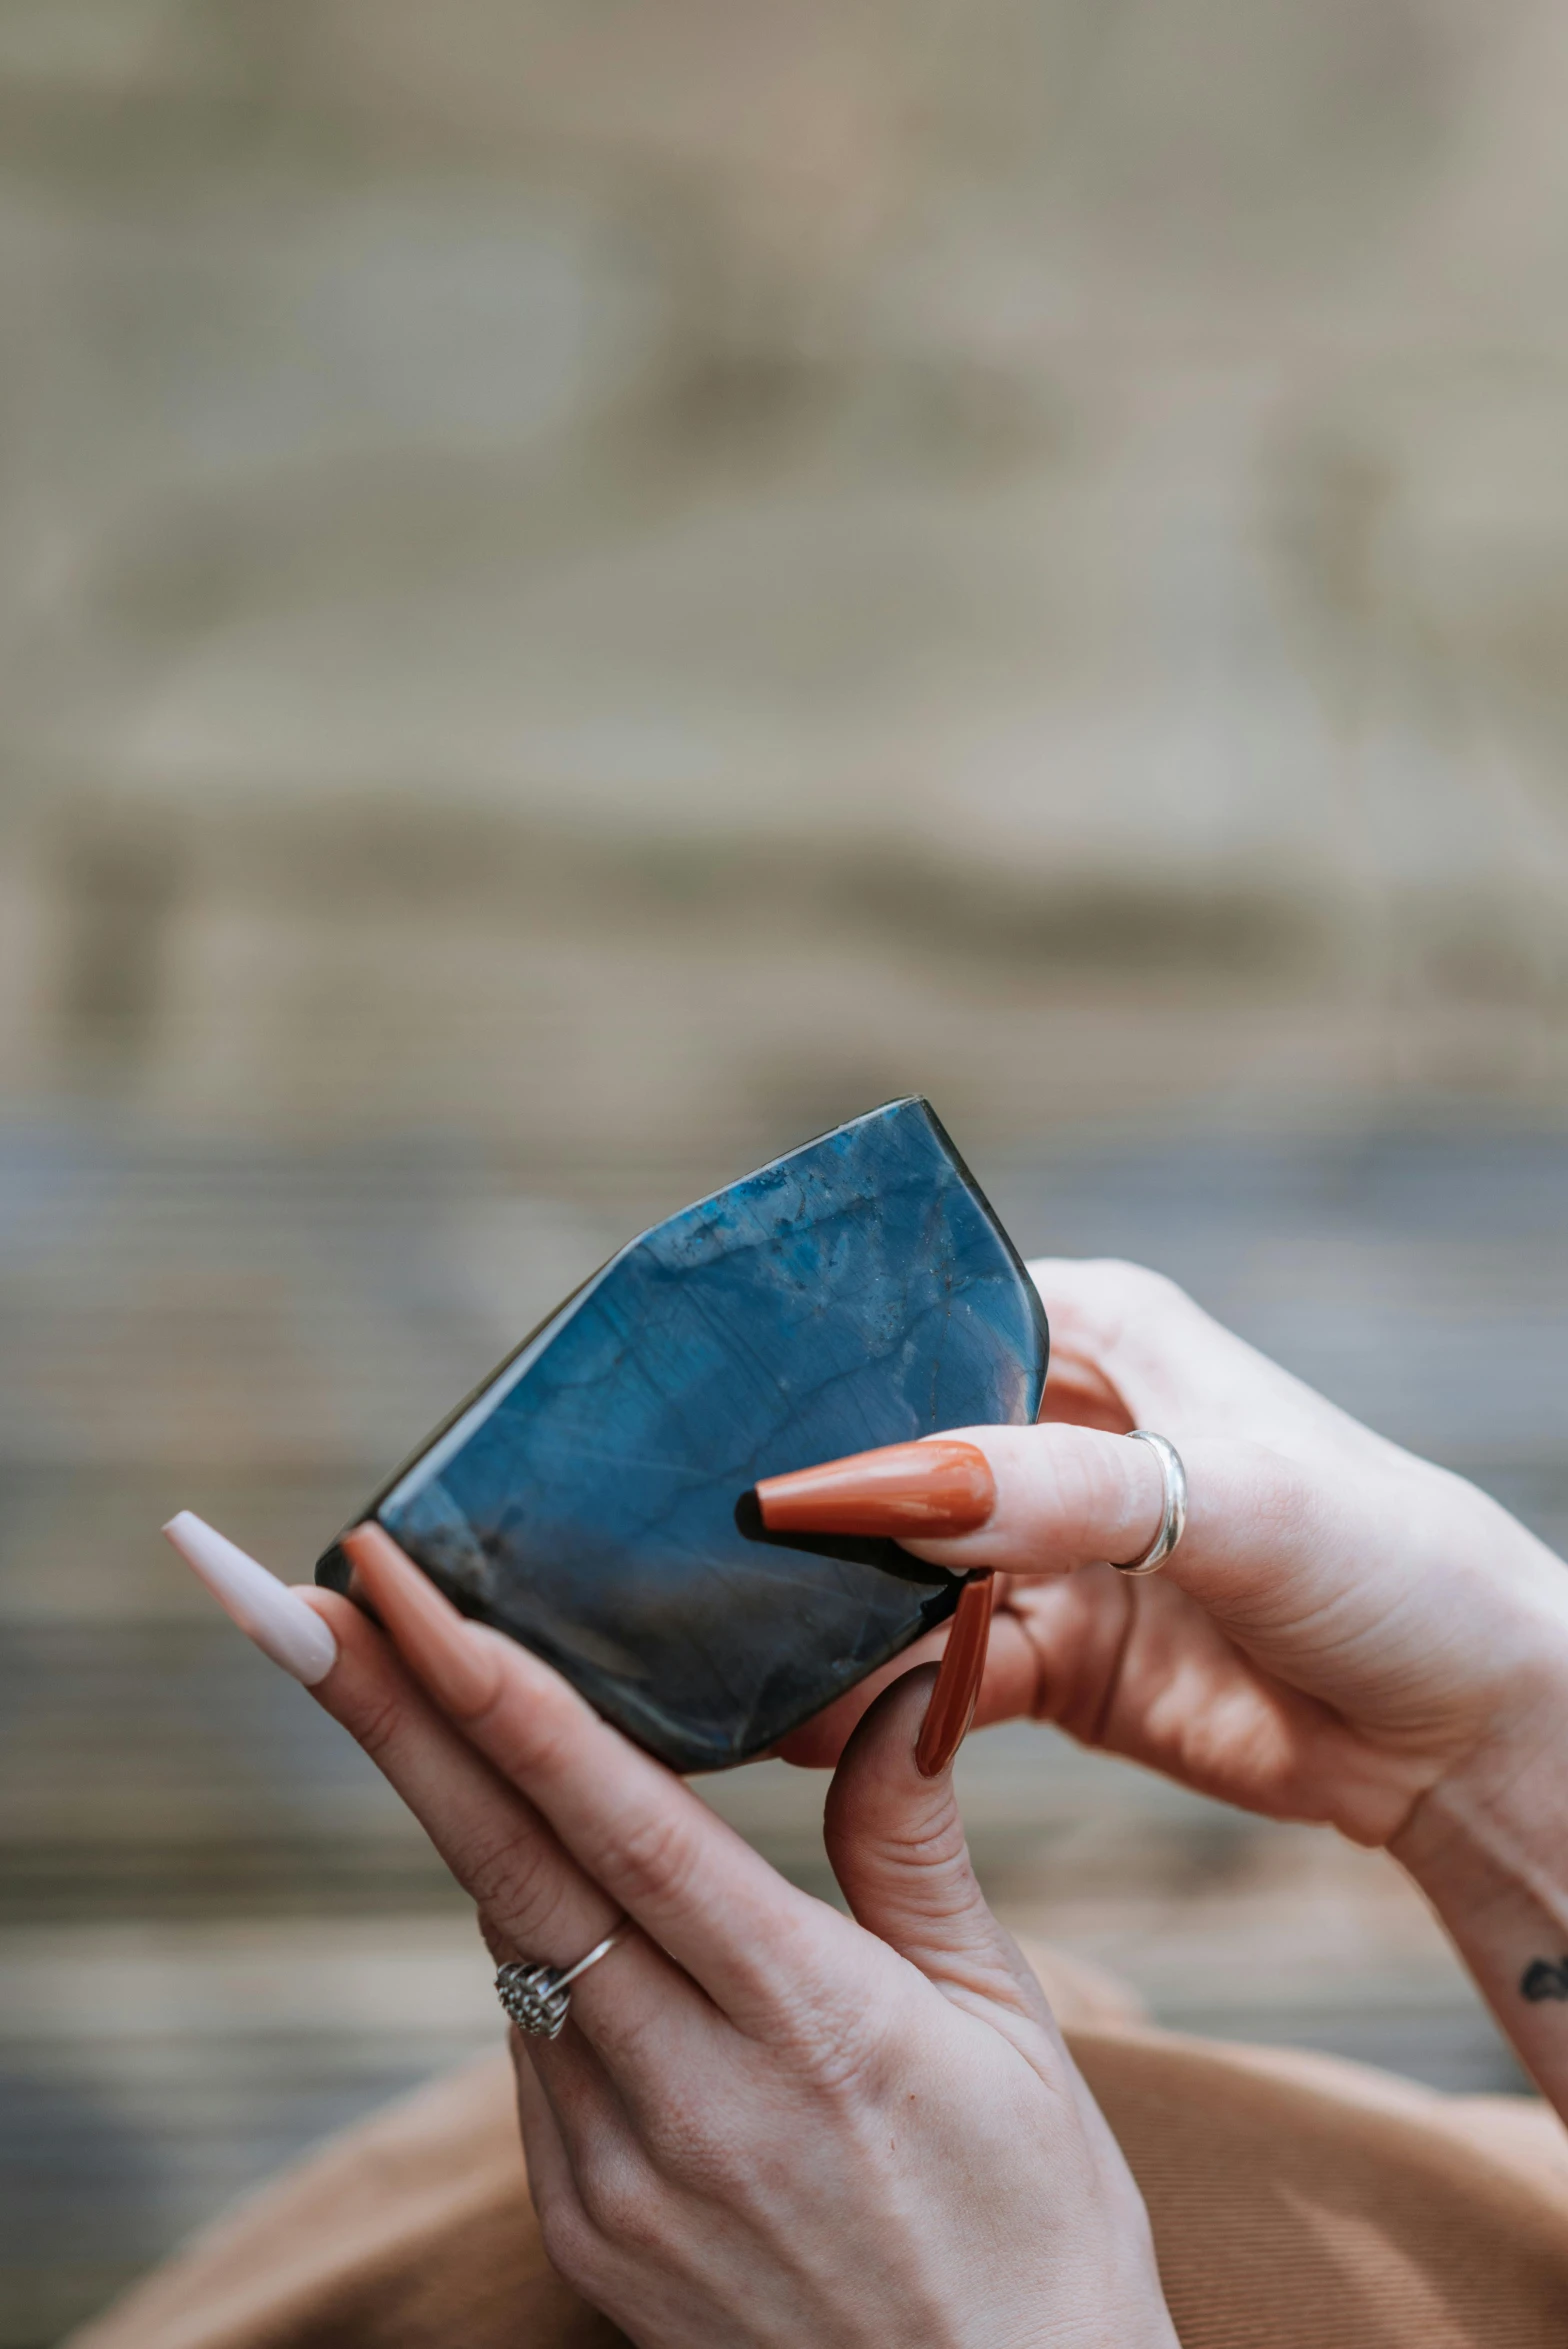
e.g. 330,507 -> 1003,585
823,1666 -> 1049,2021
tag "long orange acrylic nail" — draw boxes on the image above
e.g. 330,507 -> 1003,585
340,1521 -> 502,1720
755,1438 -> 996,1539
916,1570 -> 995,1776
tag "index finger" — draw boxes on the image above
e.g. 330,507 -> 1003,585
341,1524 -> 851,2033
754,1420 -> 1356,1657
757,1421 -> 1166,1577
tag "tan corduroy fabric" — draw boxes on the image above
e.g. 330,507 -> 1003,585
66,1953 -> 1568,2349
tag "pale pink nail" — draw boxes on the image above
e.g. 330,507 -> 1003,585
162,1511 -> 338,1687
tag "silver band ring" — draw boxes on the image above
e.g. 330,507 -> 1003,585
496,1925 -> 627,2040
1112,1432 -> 1187,1576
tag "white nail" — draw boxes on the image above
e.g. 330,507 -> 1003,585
162,1511 -> 338,1687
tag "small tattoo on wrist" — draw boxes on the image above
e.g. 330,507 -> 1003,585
1520,1957 -> 1568,2002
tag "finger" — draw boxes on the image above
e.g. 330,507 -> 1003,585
511,2003 -> 629,2161
300,1588 -> 616,1960
886,1427 -> 1385,1690
512,1999 -> 705,2235
822,1667 -> 1051,2026
903,1424 -> 1167,1575
299,1586 -> 699,2060
512,2043 -> 600,2283
513,2036 -> 577,2210
341,1525 -> 850,2032
909,1431 -> 1331,1656
752,1417 -> 1339,1655
754,1416 -> 1435,1731
512,2042 -> 676,2335
758,1421 -> 1166,1575
162,1512 -> 617,1972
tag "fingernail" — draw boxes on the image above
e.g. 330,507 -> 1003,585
339,1521 -> 501,1720
755,1439 -> 996,1538
162,1511 -> 338,1687
916,1571 -> 995,1776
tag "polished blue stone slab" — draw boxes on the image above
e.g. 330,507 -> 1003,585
318,1099 -> 1047,1771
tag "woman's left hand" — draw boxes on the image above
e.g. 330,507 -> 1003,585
301,1527 -> 1174,2349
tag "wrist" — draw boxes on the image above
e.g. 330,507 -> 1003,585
1389,1634 -> 1568,2108
1398,1616 -> 1568,1851
1391,1632 -> 1568,1889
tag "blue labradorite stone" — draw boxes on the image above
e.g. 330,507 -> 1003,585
317,1099 -> 1047,1772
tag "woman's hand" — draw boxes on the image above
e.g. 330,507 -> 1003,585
299,1526 -> 1176,2349
772,1258 -> 1568,2113
782,1258 -> 1568,1850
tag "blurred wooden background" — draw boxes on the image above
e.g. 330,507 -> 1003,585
3,3 -> 1568,2340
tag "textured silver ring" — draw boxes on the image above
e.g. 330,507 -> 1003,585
1112,1432 -> 1188,1576
496,1925 -> 627,2040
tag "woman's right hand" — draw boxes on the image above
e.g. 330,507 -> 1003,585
788,1258 -> 1568,1844
777,1259 -> 1568,2106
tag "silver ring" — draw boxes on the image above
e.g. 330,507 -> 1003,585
1112,1432 -> 1187,1576
496,1925 -> 626,2040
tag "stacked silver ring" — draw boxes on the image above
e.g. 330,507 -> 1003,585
496,1925 -> 626,2040
1112,1432 -> 1188,1576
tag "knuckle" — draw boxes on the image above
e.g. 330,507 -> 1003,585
461,1821 -> 541,1913
459,1824 -> 571,1948
489,1694 -> 574,1786
534,2192 -> 599,2288
769,1977 -> 886,2097
742,1916 -> 880,2088
348,1691 -> 404,1765
1027,1255 -> 1197,1356
1095,1258 -> 1191,1313
603,1806 -> 695,1912
884,1808 -> 973,1887
484,1877 -> 581,1961
640,2089 -> 727,2190
1226,1438 -> 1314,1532
1041,1434 -> 1135,1552
829,1779 -> 968,1887
573,2150 -> 663,2252
1048,1440 -> 1108,1522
